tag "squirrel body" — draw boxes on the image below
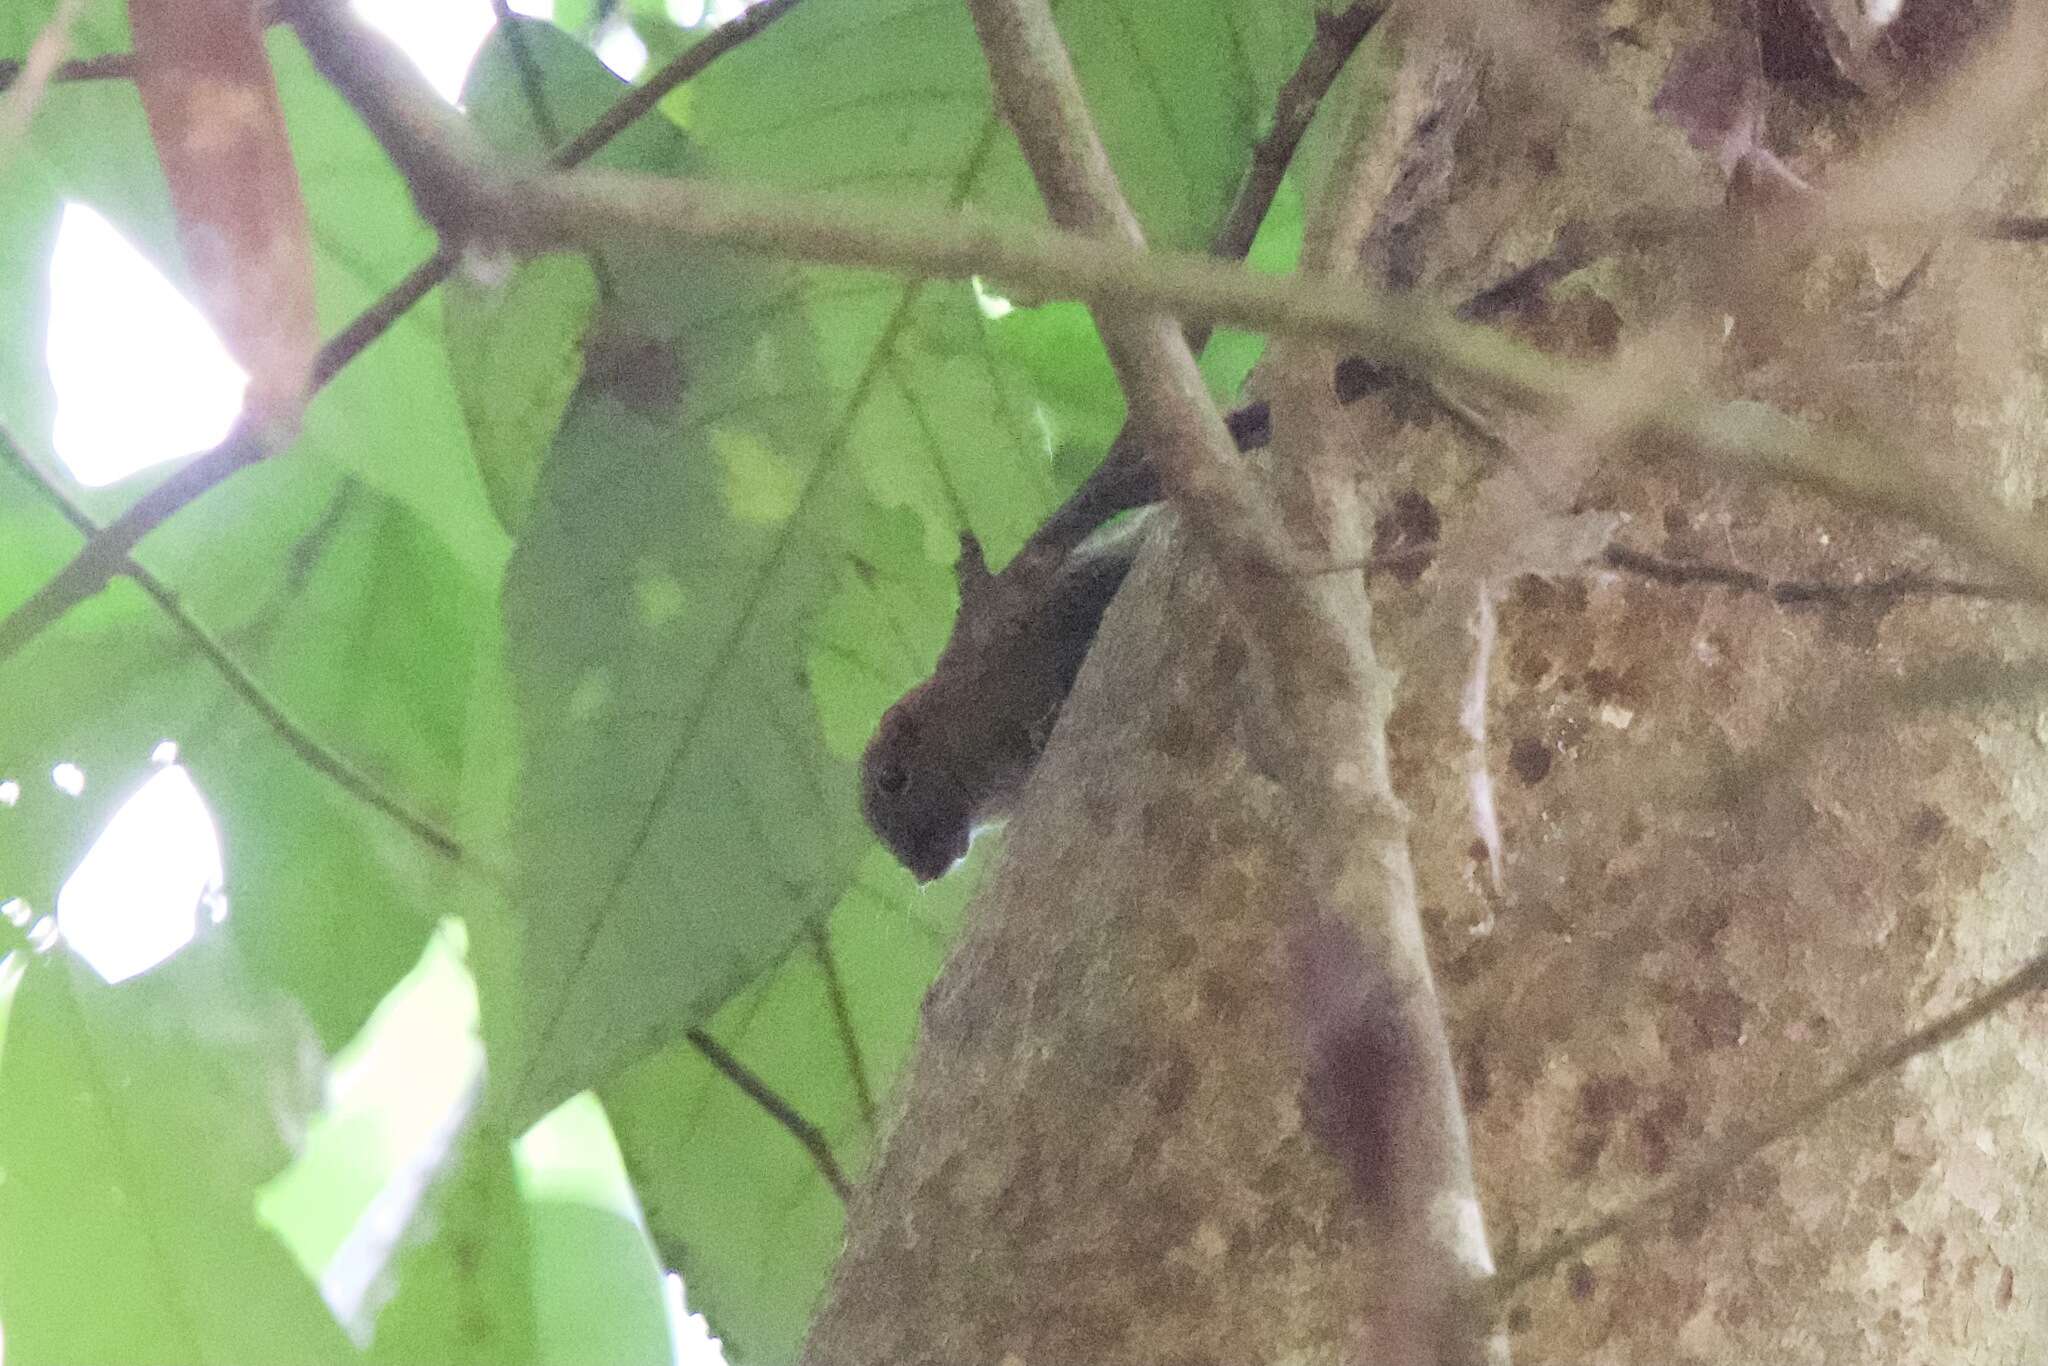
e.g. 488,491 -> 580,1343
855,354 -> 1400,880
859,522 -> 1144,881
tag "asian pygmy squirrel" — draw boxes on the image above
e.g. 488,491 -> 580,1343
856,361 -> 1390,880
858,521 -> 1144,881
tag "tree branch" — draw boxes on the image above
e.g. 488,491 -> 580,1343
551,0 -> 804,169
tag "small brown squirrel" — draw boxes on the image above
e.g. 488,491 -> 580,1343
859,522 -> 1145,881
856,360 -> 1400,881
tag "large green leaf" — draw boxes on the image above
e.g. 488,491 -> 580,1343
491,355 -> 870,1125
473,19 -> 876,1126
361,1134 -> 540,1366
603,847 -> 975,1365
0,936 -> 352,1366
0,445 -> 485,1047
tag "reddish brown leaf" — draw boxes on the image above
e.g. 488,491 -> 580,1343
130,0 -> 316,426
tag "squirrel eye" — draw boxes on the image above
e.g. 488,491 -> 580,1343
875,760 -> 910,796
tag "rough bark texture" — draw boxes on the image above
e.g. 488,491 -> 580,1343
804,1 -> 2048,1361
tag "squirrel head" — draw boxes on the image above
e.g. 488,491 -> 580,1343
860,689 -> 975,882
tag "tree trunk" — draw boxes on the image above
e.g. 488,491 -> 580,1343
804,3 -> 2048,1361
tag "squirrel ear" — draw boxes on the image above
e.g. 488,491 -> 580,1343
955,531 -> 995,608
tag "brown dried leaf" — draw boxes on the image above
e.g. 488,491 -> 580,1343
130,0 -> 316,426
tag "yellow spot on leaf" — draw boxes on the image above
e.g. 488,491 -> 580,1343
715,430 -> 801,525
635,562 -> 687,631
569,667 -> 614,722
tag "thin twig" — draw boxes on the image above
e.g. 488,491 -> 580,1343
810,923 -> 878,1133
0,420 -> 276,665
1212,2 -> 1388,265
1598,545 -> 2029,607
0,0 -> 806,668
687,1027 -> 853,1203
312,246 -> 458,388
552,0 -> 805,169
0,426 -> 498,879
1493,941 -> 2048,1304
0,49 -> 132,92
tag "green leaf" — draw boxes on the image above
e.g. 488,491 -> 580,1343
491,349 -> 871,1125
603,848 -> 974,1365
474,19 -> 881,1126
515,1094 -> 676,1366
0,452 -> 480,1048
445,255 -> 599,536
264,932 -> 672,1366
366,1135 -> 540,1366
0,936 -> 353,1366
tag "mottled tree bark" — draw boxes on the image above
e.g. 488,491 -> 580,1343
804,2 -> 2048,1362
